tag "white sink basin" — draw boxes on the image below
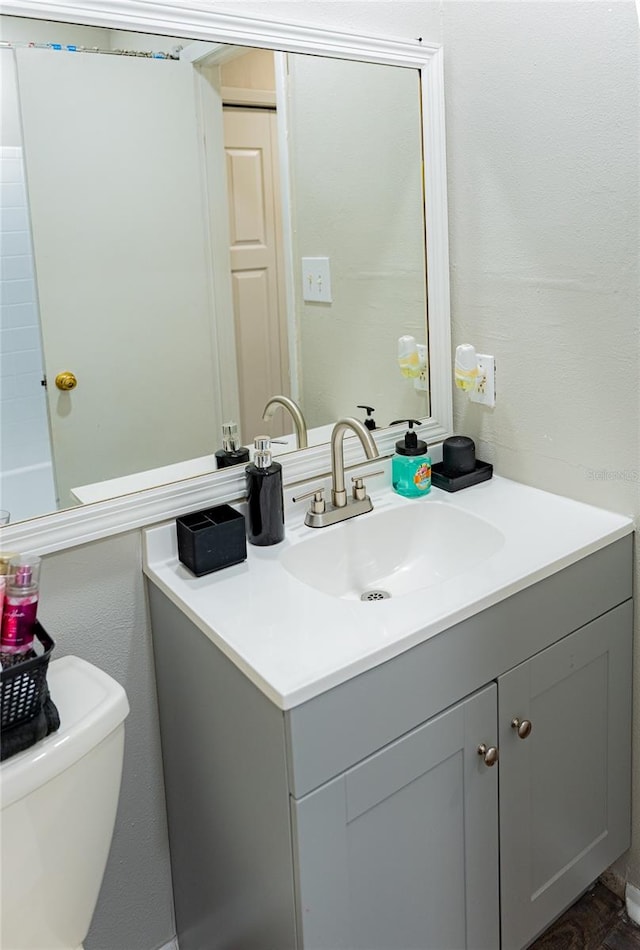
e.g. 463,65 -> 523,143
144,476 -> 633,708
279,501 -> 505,600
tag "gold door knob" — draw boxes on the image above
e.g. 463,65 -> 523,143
55,372 -> 78,391
511,717 -> 532,739
477,743 -> 499,767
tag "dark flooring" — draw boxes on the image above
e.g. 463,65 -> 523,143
530,881 -> 640,949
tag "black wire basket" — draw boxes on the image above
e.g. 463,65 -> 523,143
1,622 -> 55,731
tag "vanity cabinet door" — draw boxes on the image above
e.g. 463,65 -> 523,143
499,601 -> 632,950
291,684 -> 499,950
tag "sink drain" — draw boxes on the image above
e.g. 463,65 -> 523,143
360,589 -> 391,601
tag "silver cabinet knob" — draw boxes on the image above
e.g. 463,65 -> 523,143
477,743 -> 499,767
511,717 -> 532,739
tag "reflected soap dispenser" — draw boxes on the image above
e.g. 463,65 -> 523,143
245,436 -> 285,546
215,422 -> 250,469
357,405 -> 377,431
392,420 -> 431,498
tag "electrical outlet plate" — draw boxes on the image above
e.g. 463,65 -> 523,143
413,343 -> 428,391
414,368 -> 428,391
469,354 -> 496,407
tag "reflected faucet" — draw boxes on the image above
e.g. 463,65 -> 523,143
293,417 -> 381,528
262,395 -> 308,449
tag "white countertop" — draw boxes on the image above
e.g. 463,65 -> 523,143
143,475 -> 633,710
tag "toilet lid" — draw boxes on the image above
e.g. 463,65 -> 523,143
1,656 -> 129,807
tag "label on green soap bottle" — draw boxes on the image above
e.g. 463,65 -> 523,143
413,462 -> 432,491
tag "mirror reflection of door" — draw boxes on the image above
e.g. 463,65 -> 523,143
15,48 -> 222,506
223,106 -> 289,441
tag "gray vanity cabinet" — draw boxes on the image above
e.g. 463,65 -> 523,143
499,603 -> 631,950
291,602 -> 632,950
147,535 -> 632,950
292,684 -> 500,950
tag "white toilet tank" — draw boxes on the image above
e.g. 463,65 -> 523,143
1,656 -> 129,950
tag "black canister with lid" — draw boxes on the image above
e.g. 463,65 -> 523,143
442,436 -> 476,476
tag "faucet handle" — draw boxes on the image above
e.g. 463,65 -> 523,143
351,470 -> 385,501
292,486 -> 326,515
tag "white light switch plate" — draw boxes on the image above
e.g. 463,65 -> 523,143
302,257 -> 332,302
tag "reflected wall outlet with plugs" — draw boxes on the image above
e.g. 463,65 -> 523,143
469,354 -> 496,407
414,343 -> 428,391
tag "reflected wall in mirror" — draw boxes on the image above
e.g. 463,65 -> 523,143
0,14 -> 430,526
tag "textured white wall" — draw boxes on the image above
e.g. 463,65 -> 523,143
16,4 -> 640,950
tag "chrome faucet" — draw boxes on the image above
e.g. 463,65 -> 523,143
294,417 -> 382,528
330,418 -> 378,507
262,395 -> 308,449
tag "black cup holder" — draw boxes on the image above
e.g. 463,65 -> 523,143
176,504 -> 247,576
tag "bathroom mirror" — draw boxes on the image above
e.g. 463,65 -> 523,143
0,1 -> 451,556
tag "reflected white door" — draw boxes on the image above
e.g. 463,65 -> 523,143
223,106 -> 289,441
15,49 -> 220,505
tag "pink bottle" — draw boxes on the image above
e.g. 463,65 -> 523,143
0,555 -> 41,657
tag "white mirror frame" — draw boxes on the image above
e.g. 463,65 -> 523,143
1,0 -> 452,555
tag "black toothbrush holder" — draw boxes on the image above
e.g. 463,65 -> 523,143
176,504 -> 247,576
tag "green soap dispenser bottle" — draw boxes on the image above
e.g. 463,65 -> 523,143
392,420 -> 431,498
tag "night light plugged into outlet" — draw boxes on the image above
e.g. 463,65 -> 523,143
455,344 -> 496,407
398,335 -> 428,392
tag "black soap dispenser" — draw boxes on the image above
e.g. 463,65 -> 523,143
245,436 -> 285,546
357,405 -> 377,430
215,421 -> 250,469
